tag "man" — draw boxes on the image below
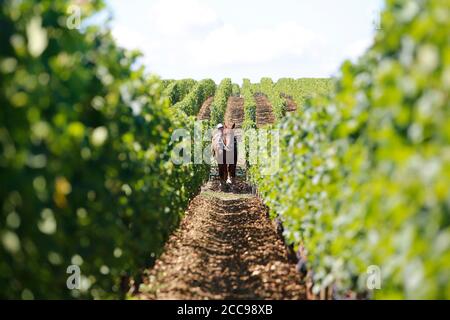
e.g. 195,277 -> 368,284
215,123 -> 229,152
212,123 -> 230,188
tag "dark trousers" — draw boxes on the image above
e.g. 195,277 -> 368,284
228,137 -> 238,178
218,138 -> 238,181
218,151 -> 227,181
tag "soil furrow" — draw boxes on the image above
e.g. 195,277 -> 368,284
281,93 -> 298,113
197,96 -> 214,121
137,180 -> 305,300
224,96 -> 245,129
255,93 -> 276,128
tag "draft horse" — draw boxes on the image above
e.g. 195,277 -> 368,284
212,124 -> 238,188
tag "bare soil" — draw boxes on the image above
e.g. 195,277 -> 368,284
280,93 -> 297,113
136,179 -> 305,300
224,96 -> 245,129
255,93 -> 276,128
197,96 -> 214,121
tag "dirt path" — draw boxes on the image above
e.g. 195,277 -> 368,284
255,93 -> 276,128
137,179 -> 305,300
224,96 -> 245,129
197,96 -> 214,120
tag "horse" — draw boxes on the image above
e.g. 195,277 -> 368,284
211,124 -> 238,188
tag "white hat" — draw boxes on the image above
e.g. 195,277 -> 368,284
217,123 -> 224,129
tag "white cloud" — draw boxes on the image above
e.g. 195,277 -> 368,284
112,25 -> 146,51
112,0 -> 320,77
312,38 -> 373,77
187,22 -> 317,67
344,38 -> 374,62
109,0 -> 380,82
149,0 -> 219,35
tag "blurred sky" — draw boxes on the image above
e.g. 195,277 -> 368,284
106,0 -> 384,83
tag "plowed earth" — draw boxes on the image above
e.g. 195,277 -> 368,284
197,96 -> 214,121
255,94 -> 276,128
136,179 -> 305,300
224,96 -> 245,129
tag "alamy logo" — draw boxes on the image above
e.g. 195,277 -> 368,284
372,10 -> 382,31
366,265 -> 381,290
66,265 -> 81,290
66,5 -> 81,30
169,122 -> 280,176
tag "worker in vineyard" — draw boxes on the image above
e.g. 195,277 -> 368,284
212,123 -> 230,188
215,124 -> 228,152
